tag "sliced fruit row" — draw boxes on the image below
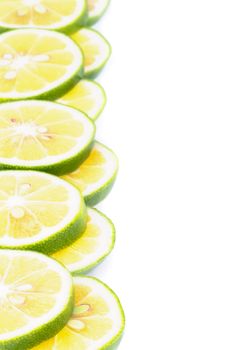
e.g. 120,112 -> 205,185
0,0 -> 110,32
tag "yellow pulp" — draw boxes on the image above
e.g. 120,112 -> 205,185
0,173 -> 71,239
0,252 -> 63,334
0,31 -> 78,95
61,144 -> 106,195
33,280 -> 114,349
0,103 -> 85,162
0,0 -> 78,27
58,80 -> 105,120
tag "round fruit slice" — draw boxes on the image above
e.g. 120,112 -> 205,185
52,208 -> 115,274
62,141 -> 118,206
0,100 -> 95,175
87,0 -> 111,26
0,170 -> 87,253
58,79 -> 106,120
0,249 -> 74,350
71,28 -> 111,79
33,276 -> 125,350
0,0 -> 87,33
0,29 -> 83,101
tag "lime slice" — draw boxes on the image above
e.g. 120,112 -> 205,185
71,28 -> 111,79
0,100 -> 95,175
58,79 -> 106,121
0,0 -> 87,33
0,249 -> 74,350
33,276 -> 125,350
0,29 -> 83,101
52,207 -> 115,274
62,141 -> 118,206
87,0 -> 110,26
0,170 -> 87,254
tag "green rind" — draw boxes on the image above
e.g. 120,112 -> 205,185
86,0 -> 111,26
0,173 -> 88,254
84,142 -> 119,206
0,252 -> 74,350
0,1 -> 87,35
0,103 -> 96,176
72,28 -> 111,79
75,276 -> 125,350
84,30 -> 112,79
71,208 -> 116,275
84,169 -> 117,206
0,30 -> 84,102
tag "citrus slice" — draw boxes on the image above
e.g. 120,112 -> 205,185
0,100 -> 95,175
33,276 -> 125,350
58,79 -> 106,121
0,249 -> 74,350
52,208 -> 115,274
0,0 -> 87,33
0,29 -> 83,101
87,0 -> 110,26
0,170 -> 87,253
71,28 -> 111,79
62,142 -> 118,206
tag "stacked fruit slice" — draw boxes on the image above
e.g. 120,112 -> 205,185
0,1 -> 124,349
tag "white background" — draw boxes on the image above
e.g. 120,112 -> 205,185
91,1 -> 232,349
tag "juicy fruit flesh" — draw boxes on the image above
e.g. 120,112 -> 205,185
71,29 -> 110,74
0,251 -> 69,337
0,172 -> 80,242
0,0 -> 79,27
62,143 -> 117,196
52,208 -> 114,272
0,30 -> 82,97
58,80 -> 106,120
0,101 -> 92,164
33,277 -> 122,350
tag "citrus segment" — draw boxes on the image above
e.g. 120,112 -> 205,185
33,276 -> 125,350
0,29 -> 83,101
58,79 -> 106,120
0,250 -> 74,350
0,100 -> 95,174
0,0 -> 87,33
52,208 -> 115,274
0,171 -> 87,253
62,142 -> 118,206
71,28 -> 111,79
87,0 -> 110,26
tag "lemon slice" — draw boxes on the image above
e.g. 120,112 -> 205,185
52,208 -> 115,274
0,170 -> 87,253
0,29 -> 83,101
62,142 -> 118,206
71,28 -> 111,79
33,276 -> 125,350
58,79 -> 106,120
87,0 -> 110,26
0,0 -> 87,33
0,250 -> 74,350
0,100 -> 95,175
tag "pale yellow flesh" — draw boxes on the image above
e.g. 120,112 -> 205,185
33,278 -> 121,349
0,172 -> 76,241
52,208 -> 113,272
58,80 -> 105,120
0,102 -> 87,163
0,252 -> 66,336
0,0 -> 80,27
62,144 -> 107,194
0,30 -> 81,97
